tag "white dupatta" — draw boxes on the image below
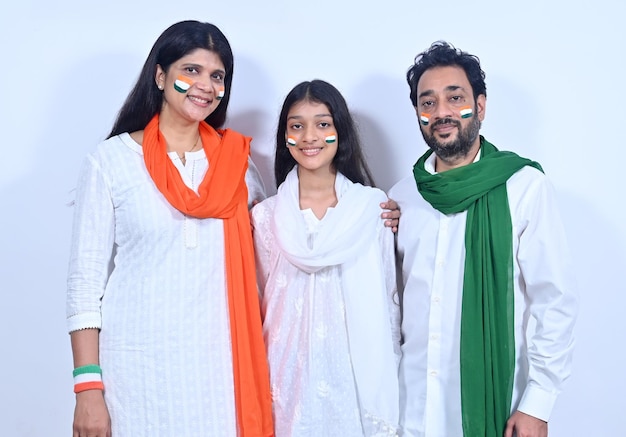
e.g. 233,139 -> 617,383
271,167 -> 399,436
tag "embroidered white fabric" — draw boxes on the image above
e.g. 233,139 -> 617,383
252,169 -> 401,437
66,133 -> 266,436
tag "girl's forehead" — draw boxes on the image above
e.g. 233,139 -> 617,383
289,100 -> 331,114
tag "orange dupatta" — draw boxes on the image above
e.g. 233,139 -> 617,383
142,114 -> 273,437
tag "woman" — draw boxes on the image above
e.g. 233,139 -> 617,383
251,80 -> 401,436
66,20 -> 272,437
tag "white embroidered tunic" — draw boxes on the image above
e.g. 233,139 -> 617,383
66,133 -> 266,437
252,170 -> 401,437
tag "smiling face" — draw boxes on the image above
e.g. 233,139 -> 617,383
155,48 -> 226,124
416,65 -> 486,169
285,100 -> 338,176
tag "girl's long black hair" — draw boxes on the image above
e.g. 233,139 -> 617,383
274,79 -> 375,188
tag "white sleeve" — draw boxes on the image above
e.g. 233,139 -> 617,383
380,218 -> 402,366
251,200 -> 272,301
515,173 -> 578,421
246,157 -> 267,209
66,154 -> 115,333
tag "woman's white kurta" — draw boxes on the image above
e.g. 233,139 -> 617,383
66,133 -> 265,437
251,172 -> 401,437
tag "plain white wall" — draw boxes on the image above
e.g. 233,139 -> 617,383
1,1 -> 624,435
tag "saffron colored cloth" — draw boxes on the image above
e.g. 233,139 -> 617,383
389,141 -> 577,437
141,115 -> 273,437
67,128 -> 269,436
251,168 -> 401,437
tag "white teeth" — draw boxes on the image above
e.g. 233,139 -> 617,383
301,148 -> 321,156
188,96 -> 209,104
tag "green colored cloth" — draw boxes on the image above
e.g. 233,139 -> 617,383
413,136 -> 543,436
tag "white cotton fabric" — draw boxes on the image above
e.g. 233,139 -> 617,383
252,168 -> 401,437
66,133 -> 266,437
389,152 -> 578,437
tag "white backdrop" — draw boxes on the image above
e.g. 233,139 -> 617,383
1,1 -> 624,435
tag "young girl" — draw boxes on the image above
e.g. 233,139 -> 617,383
251,80 -> 400,436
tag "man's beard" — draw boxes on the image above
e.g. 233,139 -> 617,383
421,114 -> 481,161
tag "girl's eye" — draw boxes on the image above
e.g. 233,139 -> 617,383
212,72 -> 224,81
185,67 -> 198,74
290,123 -> 303,130
319,122 -> 331,128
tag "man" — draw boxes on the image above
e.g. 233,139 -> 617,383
389,41 -> 577,437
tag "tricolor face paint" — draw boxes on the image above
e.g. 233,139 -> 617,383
420,113 -> 430,126
325,134 -> 337,144
286,136 -> 297,147
216,87 -> 225,100
460,106 -> 473,119
174,75 -> 194,93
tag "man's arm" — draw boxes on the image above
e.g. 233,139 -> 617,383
505,411 -> 547,437
380,198 -> 400,232
511,170 -> 579,433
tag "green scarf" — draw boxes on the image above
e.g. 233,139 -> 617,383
412,136 -> 542,436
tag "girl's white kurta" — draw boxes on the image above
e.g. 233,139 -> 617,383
66,133 -> 265,437
251,170 -> 401,437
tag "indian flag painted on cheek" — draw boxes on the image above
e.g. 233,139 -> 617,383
217,87 -> 225,100
420,113 -> 430,126
287,136 -> 297,146
174,75 -> 194,93
325,134 -> 337,144
460,106 -> 473,118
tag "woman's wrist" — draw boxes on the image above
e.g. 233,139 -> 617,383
73,364 -> 104,393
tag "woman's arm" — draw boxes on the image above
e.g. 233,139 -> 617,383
71,329 -> 111,437
67,153 -> 115,437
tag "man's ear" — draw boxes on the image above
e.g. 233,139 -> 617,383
476,94 -> 486,122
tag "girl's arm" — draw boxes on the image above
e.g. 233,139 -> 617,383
379,220 -> 402,364
251,200 -> 273,301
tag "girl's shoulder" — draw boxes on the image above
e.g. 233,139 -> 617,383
251,195 -> 277,226
346,182 -> 388,204
367,185 -> 389,200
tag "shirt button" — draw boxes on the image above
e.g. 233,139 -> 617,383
432,296 -> 441,303
430,370 -> 438,377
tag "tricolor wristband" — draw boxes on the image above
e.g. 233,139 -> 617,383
73,364 -> 104,393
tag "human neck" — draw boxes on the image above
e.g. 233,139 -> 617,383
158,112 -> 201,158
297,167 -> 337,220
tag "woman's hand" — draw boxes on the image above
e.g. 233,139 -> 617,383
73,390 -> 111,437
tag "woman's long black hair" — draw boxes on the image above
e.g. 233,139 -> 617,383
108,20 -> 234,138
